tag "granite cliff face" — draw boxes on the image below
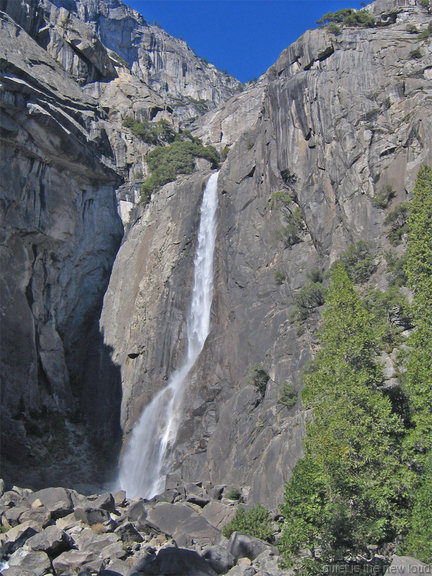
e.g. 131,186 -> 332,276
0,8 -> 124,487
100,0 -> 432,507
1,0 -> 432,511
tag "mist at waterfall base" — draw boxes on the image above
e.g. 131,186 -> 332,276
116,172 -> 219,499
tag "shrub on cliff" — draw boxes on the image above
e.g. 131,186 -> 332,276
247,364 -> 269,397
317,8 -> 375,27
140,140 -> 220,201
338,241 -> 376,283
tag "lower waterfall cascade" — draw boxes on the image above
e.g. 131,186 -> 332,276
117,171 -> 220,499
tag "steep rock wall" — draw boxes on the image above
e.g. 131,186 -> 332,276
0,10 -> 123,487
50,0 -> 242,116
104,0 -> 432,507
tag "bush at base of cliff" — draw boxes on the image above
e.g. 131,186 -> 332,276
222,503 -> 273,542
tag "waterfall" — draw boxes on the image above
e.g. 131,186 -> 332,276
117,171 -> 219,499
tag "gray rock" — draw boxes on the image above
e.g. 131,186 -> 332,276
72,527 -> 124,560
202,545 -> 235,574
28,488 -> 73,521
89,493 -> 116,513
0,568 -> 36,576
225,567 -> 256,576
26,525 -> 73,557
227,533 -> 274,561
384,556 -> 431,575
147,502 -> 220,547
125,500 -> 148,530
131,546 -> 218,576
202,502 -> 236,531
114,522 -> 144,545
113,491 -> 127,508
104,558 -> 131,576
74,506 -> 110,526
7,548 -> 51,576
52,549 -> 102,574
0,521 -> 39,555
0,7 -> 123,489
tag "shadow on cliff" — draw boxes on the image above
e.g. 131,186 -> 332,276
78,323 -> 123,490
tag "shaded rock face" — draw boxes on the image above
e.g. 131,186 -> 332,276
0,10 -> 123,486
103,0 -> 432,507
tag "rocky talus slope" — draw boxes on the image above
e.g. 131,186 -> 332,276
101,0 -> 432,507
0,480 -> 286,576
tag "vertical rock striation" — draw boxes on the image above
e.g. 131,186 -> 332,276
102,0 -> 432,506
0,10 -> 123,487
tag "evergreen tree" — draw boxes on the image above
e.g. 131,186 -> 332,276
402,165 -> 432,563
280,264 -> 410,570
404,164 -> 432,453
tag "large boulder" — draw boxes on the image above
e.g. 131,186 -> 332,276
147,502 -> 220,547
28,488 -> 73,520
130,546 -> 218,576
202,545 -> 235,574
6,548 -> 51,576
25,524 -> 73,557
384,556 -> 431,575
227,532 -> 275,561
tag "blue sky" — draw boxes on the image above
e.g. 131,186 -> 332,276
127,0 -> 372,83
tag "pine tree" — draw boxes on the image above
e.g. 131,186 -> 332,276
280,264 -> 410,569
402,165 -> 432,563
404,164 -> 432,453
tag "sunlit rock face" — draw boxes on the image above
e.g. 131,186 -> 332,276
102,0 -> 432,506
1,0 -> 432,506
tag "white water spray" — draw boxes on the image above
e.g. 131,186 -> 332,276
117,171 -> 219,499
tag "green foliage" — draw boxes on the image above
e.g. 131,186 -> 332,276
274,269 -> 286,285
419,0 -> 431,11
122,116 -> 177,145
278,380 -> 298,408
247,364 -> 270,397
401,453 -> 432,563
406,23 -> 419,34
293,282 -> 325,320
307,269 -> 324,284
226,488 -> 242,501
327,22 -> 342,35
363,286 -> 412,349
277,207 -> 304,248
280,265 -> 411,570
270,190 -> 292,210
418,20 -> 432,39
222,503 -> 273,542
140,140 -> 220,201
409,48 -> 423,59
385,251 -> 408,287
317,8 -> 375,27
338,241 -> 377,283
404,165 -> 432,455
384,202 -> 410,245
372,184 -> 396,209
